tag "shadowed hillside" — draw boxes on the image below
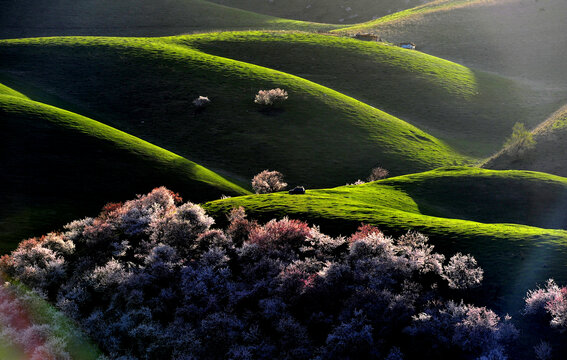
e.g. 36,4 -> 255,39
209,0 -> 433,24
0,90 -> 250,251
177,31 -> 560,156
0,36 -> 471,190
483,104 -> 567,177
334,0 -> 567,90
0,0 -> 340,39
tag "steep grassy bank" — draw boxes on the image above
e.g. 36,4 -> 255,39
483,104 -> 567,177
334,0 -> 567,90
176,31 -> 556,156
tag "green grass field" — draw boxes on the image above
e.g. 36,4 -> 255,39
0,89 -> 250,251
176,30 -> 557,156
0,36 -> 471,190
0,0 -> 341,39
333,0 -> 567,91
203,166 -> 567,313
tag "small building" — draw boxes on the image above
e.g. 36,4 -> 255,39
289,186 -> 306,195
354,33 -> 379,41
400,42 -> 416,50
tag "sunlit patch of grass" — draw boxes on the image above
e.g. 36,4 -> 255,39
203,167 -> 567,312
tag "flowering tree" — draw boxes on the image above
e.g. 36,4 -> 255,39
367,167 -> 389,181
0,189 -> 518,359
251,170 -> 287,194
254,88 -> 288,106
524,279 -> 567,329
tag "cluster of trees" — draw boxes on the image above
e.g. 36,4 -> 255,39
0,188 -> 521,359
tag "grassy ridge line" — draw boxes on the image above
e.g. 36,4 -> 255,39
0,83 -> 28,99
203,167 -> 567,312
333,0 -> 491,34
0,36 -> 471,187
0,0 -> 343,39
177,31 -> 555,156
207,0 -> 436,25
0,94 -> 250,195
175,31 -> 479,99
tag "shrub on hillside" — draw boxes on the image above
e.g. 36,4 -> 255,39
524,279 -> 567,329
254,88 -> 288,106
251,170 -> 287,194
0,188 -> 518,359
368,167 -> 389,181
192,96 -> 211,108
503,122 -> 536,156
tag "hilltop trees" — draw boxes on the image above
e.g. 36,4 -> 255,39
0,188 -> 519,359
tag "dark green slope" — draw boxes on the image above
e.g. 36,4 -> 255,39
208,0 -> 434,24
176,31 -> 556,156
0,93 -> 250,251
0,36 -> 470,189
0,0 -> 339,39
335,0 -> 567,91
483,104 -> 567,177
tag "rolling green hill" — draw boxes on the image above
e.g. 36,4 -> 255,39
483,104 -> 567,177
203,167 -> 567,312
0,90 -> 250,252
208,0 -> 434,25
0,36 -> 471,190
333,0 -> 567,90
0,0 -> 340,39
176,31 -> 558,156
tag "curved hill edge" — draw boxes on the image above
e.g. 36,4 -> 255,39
0,94 -> 250,196
332,0 -> 491,34
0,36 -> 472,186
0,0 -> 343,39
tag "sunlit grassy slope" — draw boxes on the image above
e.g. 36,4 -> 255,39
483,104 -> 567,177
334,0 -> 567,89
203,166 -> 567,311
176,31 -> 558,156
208,0 -> 434,25
0,0 -> 341,39
0,91 -> 250,252
0,36 -> 471,189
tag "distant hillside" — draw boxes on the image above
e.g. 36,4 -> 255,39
203,167 -> 567,311
334,0 -> 567,90
483,104 -> 567,177
178,31 -> 559,156
208,0 -> 433,24
0,90 -> 250,251
0,36 -> 471,190
0,0 -> 339,39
